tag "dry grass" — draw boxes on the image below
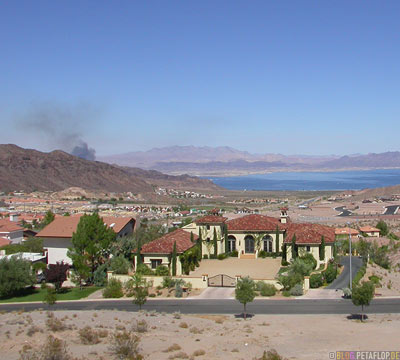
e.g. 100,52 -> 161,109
163,343 -> 182,352
179,322 -> 188,329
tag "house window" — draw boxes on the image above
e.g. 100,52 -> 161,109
206,237 -> 210,242
207,225 -> 210,230
150,259 -> 162,269
306,246 -> 311,252
227,235 -> 236,252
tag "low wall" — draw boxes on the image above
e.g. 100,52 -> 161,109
251,279 -> 283,290
107,272 -> 208,289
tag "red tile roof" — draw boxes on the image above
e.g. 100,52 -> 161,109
140,229 -> 198,254
284,223 -> 335,244
226,214 -> 282,231
359,226 -> 380,233
0,237 -> 11,247
37,215 -> 135,238
0,219 -> 23,233
195,215 -> 227,224
335,227 -> 359,236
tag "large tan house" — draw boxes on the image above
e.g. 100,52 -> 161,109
139,211 -> 335,274
37,215 -> 135,265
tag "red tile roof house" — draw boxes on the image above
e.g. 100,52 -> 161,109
0,217 -> 24,244
36,215 -> 135,265
181,213 -> 335,265
359,226 -> 380,238
139,228 -> 198,276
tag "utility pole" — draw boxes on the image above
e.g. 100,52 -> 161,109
348,222 -> 352,290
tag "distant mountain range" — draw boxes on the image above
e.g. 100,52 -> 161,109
0,144 -> 220,193
98,146 -> 400,176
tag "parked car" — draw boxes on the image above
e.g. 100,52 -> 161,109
36,272 -> 46,284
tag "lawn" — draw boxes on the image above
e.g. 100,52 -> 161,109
0,286 -> 101,303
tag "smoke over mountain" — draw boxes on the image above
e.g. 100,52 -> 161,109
17,103 -> 97,160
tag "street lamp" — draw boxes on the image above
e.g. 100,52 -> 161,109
348,222 -> 352,290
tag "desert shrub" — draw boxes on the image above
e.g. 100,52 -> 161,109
175,283 -> 183,298
189,327 -> 203,334
103,278 -> 123,298
256,349 -> 285,360
279,272 -> 303,291
299,253 -> 317,270
135,263 -> 154,275
289,283 -> 303,296
109,330 -> 143,360
173,311 -> 181,319
93,263 -> 108,287
170,352 -> 189,359
258,250 -> 267,258
310,273 -> 324,288
257,282 -> 277,296
162,276 -> 176,289
192,349 -> 206,357
369,275 -> 382,287
79,326 -> 100,345
155,265 -> 170,276
132,320 -> 148,333
217,253 -> 227,260
46,316 -> 68,332
370,246 -> 390,269
0,256 -> 35,298
323,263 -> 337,283
26,326 -> 41,337
163,344 -> 182,352
109,255 -> 130,275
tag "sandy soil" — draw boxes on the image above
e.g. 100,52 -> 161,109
364,262 -> 400,296
1,310 -> 399,360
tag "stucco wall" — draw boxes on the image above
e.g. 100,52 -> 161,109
43,237 -> 73,265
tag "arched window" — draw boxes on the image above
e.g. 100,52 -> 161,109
227,235 -> 236,253
244,235 -> 255,253
263,235 -> 273,252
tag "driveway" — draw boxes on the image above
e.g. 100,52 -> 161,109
326,256 -> 363,290
188,258 -> 281,279
188,287 -> 234,299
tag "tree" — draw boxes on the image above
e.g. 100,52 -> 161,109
40,210 -> 55,228
197,229 -> 203,258
44,261 -> 69,293
136,238 -> 142,267
291,235 -> 297,259
356,238 -> 371,263
319,236 -> 325,261
213,228 -> 218,257
131,273 -> 150,310
67,213 -> 116,285
43,285 -> 57,306
235,276 -> 256,320
171,241 -> 177,276
0,256 -> 35,298
275,226 -> 280,254
352,281 -> 375,322
376,220 -> 389,236
224,225 -> 229,253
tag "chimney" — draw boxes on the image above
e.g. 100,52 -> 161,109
280,207 -> 289,224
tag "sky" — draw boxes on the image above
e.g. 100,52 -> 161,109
1,1 -> 400,157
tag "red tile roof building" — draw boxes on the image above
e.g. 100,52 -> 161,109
141,229 -> 198,254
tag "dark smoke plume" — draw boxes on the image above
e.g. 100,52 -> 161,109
16,103 -> 97,160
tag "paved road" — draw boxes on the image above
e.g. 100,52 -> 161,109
384,205 -> 399,215
334,206 -> 353,217
1,298 -> 399,314
326,256 -> 363,290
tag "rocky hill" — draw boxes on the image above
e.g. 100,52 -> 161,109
0,144 -> 220,193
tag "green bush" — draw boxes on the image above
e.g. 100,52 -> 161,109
352,264 -> 366,286
323,263 -> 337,284
282,290 -> 291,297
289,283 -> 303,296
175,283 -> 183,298
0,256 -> 35,298
368,275 -> 381,287
162,276 -> 176,289
155,265 -> 169,276
109,255 -> 130,275
281,259 -> 290,266
310,273 -> 324,288
299,253 -> 317,270
135,263 -> 154,275
257,282 -> 276,296
217,253 -> 227,260
102,278 -> 123,298
229,250 -> 238,257
203,254 -> 209,259
258,250 -> 267,258
290,258 -> 314,277
209,254 -> 217,259
279,272 -> 303,291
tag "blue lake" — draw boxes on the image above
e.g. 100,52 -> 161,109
205,169 -> 400,191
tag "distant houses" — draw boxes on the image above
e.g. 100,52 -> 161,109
0,214 -> 24,244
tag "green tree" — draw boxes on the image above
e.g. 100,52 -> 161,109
319,236 -> 325,261
282,243 -> 287,262
197,229 -> 203,258
356,238 -> 371,263
224,225 -> 229,254
352,281 -> 375,322
235,276 -> 256,320
0,256 -> 35,298
43,285 -> 57,306
67,213 -> 116,285
131,273 -> 150,310
275,226 -> 280,254
41,210 -> 55,228
171,241 -> 177,276
136,238 -> 142,267
291,234 -> 298,259
376,220 -> 389,236
213,228 -> 218,256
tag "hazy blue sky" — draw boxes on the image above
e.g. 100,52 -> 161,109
1,1 -> 399,156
